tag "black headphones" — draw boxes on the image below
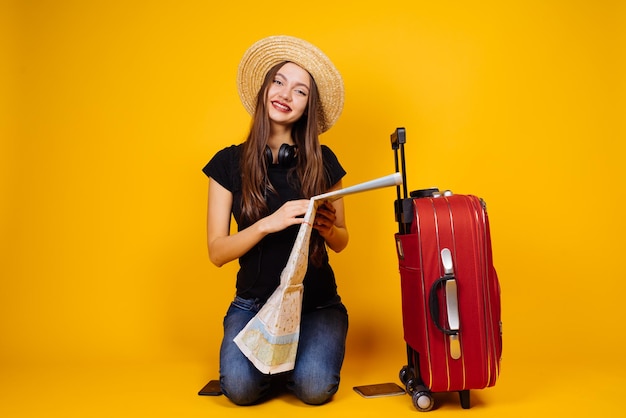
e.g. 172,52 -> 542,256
265,144 -> 297,167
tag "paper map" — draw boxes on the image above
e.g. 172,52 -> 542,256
233,173 -> 402,374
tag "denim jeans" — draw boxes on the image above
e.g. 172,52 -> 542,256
219,295 -> 349,405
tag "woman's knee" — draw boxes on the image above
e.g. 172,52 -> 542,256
290,373 -> 340,405
221,375 -> 270,406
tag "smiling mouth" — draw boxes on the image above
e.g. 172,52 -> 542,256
272,101 -> 291,112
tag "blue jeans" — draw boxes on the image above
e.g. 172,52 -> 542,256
219,296 -> 349,405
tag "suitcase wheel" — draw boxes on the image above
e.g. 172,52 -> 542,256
399,366 -> 410,385
411,385 -> 434,412
400,363 -> 434,411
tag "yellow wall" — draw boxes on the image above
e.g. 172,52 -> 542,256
2,0 -> 625,387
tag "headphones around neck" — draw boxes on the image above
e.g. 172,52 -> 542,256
265,143 -> 297,167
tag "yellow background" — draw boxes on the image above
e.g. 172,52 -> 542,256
2,1 -> 624,416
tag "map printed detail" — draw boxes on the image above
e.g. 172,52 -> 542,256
233,173 -> 402,374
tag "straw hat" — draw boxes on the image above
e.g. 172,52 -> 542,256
237,35 -> 344,133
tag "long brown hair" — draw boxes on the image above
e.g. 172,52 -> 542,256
240,61 -> 329,265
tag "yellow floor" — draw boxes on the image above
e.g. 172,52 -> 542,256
1,350 -> 622,417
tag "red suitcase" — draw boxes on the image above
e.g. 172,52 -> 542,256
390,128 -> 502,411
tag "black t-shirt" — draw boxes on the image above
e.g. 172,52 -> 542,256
202,144 -> 346,311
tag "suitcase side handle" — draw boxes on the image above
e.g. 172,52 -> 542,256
429,277 -> 458,336
429,248 -> 462,359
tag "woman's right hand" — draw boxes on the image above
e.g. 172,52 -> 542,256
260,199 -> 310,234
208,178 -> 310,267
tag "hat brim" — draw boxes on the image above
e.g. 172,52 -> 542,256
237,35 -> 344,133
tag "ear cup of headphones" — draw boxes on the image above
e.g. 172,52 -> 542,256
265,144 -> 297,166
277,143 -> 296,166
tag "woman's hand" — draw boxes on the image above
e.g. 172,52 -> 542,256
260,199 -> 311,234
208,180 -> 310,267
312,201 -> 337,239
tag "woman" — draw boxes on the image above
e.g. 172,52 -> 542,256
202,35 -> 349,405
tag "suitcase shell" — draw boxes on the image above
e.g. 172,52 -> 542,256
395,193 -> 502,397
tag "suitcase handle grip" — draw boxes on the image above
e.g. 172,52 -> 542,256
429,276 -> 459,336
429,249 -> 460,336
429,274 -> 463,359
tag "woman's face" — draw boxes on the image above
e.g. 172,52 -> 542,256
266,62 -> 311,130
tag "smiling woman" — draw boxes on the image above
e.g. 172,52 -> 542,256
3,1 -> 625,416
202,35 -> 350,406
266,62 -> 312,139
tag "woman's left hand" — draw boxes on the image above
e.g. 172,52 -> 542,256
312,201 -> 336,238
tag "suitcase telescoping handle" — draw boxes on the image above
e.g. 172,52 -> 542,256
390,127 -> 413,234
390,127 -> 408,201
429,248 -> 462,360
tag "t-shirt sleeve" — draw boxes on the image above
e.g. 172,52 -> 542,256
321,145 -> 347,187
202,145 -> 239,192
